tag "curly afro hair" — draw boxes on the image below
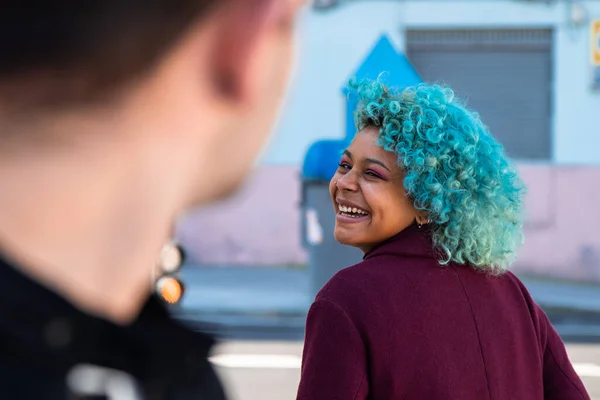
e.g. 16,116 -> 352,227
350,78 -> 525,273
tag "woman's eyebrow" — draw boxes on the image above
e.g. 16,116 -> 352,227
364,157 -> 391,172
344,150 -> 391,171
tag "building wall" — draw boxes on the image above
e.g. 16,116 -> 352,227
178,165 -> 600,282
264,0 -> 600,166
177,1 -> 600,282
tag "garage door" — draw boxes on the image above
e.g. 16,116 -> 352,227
406,28 -> 553,160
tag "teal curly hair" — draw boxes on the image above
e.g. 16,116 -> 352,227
351,78 -> 525,273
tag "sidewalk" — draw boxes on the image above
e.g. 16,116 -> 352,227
173,265 -> 600,340
174,267 -> 309,339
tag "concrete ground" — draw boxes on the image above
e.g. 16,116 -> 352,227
211,340 -> 600,400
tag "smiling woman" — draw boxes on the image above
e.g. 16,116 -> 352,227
331,126 -> 424,253
333,80 -> 525,272
297,79 -> 590,400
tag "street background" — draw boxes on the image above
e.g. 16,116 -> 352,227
171,267 -> 600,399
171,0 -> 600,398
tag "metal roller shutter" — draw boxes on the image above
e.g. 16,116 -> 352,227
406,28 -> 553,160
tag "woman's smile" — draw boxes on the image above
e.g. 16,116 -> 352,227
335,198 -> 371,223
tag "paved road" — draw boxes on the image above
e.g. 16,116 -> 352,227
211,341 -> 600,400
176,266 -> 600,341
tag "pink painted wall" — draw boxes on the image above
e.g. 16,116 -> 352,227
177,166 -> 307,266
177,165 -> 600,283
516,166 -> 600,282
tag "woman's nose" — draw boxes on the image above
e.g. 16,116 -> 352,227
336,173 -> 358,192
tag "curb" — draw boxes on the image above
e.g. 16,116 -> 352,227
173,302 -> 600,341
174,311 -> 307,340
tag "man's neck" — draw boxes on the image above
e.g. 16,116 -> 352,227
0,134 -> 183,324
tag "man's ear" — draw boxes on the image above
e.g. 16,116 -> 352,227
208,0 -> 283,104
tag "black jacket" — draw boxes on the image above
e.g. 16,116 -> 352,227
0,255 -> 227,400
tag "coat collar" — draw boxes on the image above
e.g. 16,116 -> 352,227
363,222 -> 439,261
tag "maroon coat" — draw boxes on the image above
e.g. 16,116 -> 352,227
297,224 -> 590,400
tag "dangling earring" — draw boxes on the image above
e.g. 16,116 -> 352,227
416,217 -> 422,229
154,241 -> 186,305
334,181 -> 338,187
416,216 -> 429,229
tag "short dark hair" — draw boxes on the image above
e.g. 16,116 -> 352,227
0,1 -> 219,109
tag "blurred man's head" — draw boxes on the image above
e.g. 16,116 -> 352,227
0,0 -> 303,207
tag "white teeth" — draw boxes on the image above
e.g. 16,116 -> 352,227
337,204 -> 368,215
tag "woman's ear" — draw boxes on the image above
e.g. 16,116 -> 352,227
415,212 -> 430,226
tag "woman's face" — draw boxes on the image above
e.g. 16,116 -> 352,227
330,126 -> 420,253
